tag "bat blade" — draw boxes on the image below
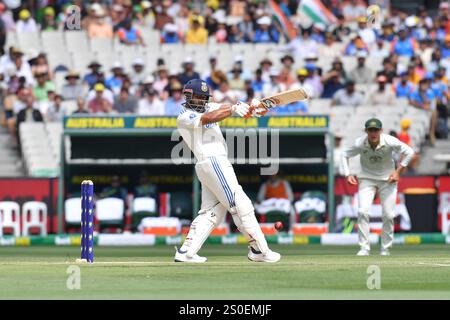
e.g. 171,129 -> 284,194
261,88 -> 309,109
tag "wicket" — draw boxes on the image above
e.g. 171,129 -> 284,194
80,180 -> 94,263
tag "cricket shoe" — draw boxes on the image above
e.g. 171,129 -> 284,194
356,249 -> 370,256
248,247 -> 281,263
380,249 -> 390,256
174,247 -> 207,263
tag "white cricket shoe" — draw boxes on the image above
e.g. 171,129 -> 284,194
380,249 -> 390,256
356,249 -> 370,256
174,247 -> 207,263
248,247 -> 281,263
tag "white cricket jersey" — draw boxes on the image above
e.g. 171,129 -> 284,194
342,133 -> 414,181
177,103 -> 228,162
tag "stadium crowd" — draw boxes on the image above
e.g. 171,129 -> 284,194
0,0 -> 449,149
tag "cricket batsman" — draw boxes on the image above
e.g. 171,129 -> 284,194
342,118 -> 414,256
174,79 -> 281,263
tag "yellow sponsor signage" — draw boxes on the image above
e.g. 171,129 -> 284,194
134,117 -> 178,128
66,117 -> 126,129
404,236 -> 421,245
293,236 -> 309,244
267,116 -> 328,128
15,237 -> 31,246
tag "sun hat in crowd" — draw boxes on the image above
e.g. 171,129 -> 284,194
132,58 -> 145,66
94,83 -> 105,92
65,70 -> 80,80
257,16 -> 271,25
19,9 -> 31,20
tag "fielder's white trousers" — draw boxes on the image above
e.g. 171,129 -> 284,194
357,178 -> 397,251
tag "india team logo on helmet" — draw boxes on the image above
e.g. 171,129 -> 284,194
201,82 -> 208,92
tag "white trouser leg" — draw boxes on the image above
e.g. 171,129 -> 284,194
357,179 -> 377,251
196,156 -> 269,253
378,181 -> 397,251
182,185 -> 227,258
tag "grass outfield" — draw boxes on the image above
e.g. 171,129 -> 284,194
0,244 -> 450,299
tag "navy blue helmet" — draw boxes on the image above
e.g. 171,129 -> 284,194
182,79 -> 211,113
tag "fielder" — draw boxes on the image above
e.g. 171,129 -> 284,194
174,79 -> 281,263
342,118 -> 414,256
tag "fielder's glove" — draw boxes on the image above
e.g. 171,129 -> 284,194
231,101 -> 251,118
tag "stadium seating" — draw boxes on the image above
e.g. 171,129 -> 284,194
21,201 -> 47,236
64,197 -> 82,231
95,198 -> 125,232
131,197 -> 158,231
0,201 -> 21,237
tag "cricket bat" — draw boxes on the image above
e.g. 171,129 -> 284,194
260,88 -> 309,109
244,88 -> 309,118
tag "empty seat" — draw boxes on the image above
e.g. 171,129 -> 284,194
0,201 -> 21,236
132,197 -> 158,230
65,197 -> 81,230
22,201 -> 47,236
96,198 -> 125,232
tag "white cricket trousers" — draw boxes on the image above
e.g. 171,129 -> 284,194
357,178 -> 397,251
195,156 -> 240,212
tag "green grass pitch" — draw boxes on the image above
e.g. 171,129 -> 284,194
1,244 -> 450,299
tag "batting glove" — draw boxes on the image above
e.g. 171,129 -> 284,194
246,98 -> 269,118
231,101 -> 251,118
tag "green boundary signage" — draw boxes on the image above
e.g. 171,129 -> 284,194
64,115 -> 329,130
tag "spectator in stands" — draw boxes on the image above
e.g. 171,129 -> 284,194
40,6 -> 58,31
16,95 -> 43,137
321,71 -> 344,99
304,63 -> 323,98
311,23 -> 325,43
238,12 -> 255,42
251,68 -> 266,99
357,16 -> 376,47
228,22 -> 244,43
137,87 -> 164,115
83,61 -> 103,89
367,75 -> 395,106
213,80 -> 238,103
371,38 -> 390,58
61,71 -> 83,101
280,54 -> 295,73
318,32 -> 341,60
394,71 -> 415,98
154,65 -> 170,98
253,16 -> 279,43
262,68 -> 283,97
73,98 -> 88,114
430,71 -> 449,139
100,175 -> 128,203
293,68 -> 315,99
284,27 -> 316,59
349,51 -> 373,84
129,58 -> 146,87
215,19 -> 228,43
33,72 -> 56,102
154,1 -> 174,31
409,78 -> 437,144
2,47 -> 34,86
259,57 -> 273,82
88,7 -> 113,39
88,83 -> 113,114
113,88 -> 137,114
177,57 -> 200,85
397,119 -> 420,172
16,9 -> 37,33
278,67 -> 296,91
377,57 -> 398,84
202,54 -> 218,81
46,94 -> 64,122
332,14 -> 351,41
105,63 -> 124,95
342,0 -> 366,22
30,53 -> 52,80
331,80 -> 363,107
255,173 -> 294,220
344,35 -> 368,55
164,81 -> 184,115
117,19 -> 145,46
161,23 -> 181,43
185,16 -> 208,44
174,3 -> 190,35
228,65 -> 245,94
134,173 -> 158,199
391,27 -> 417,57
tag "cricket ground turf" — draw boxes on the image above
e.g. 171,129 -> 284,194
0,244 -> 449,299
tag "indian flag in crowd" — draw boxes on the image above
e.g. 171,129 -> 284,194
269,0 -> 297,40
298,0 -> 337,25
